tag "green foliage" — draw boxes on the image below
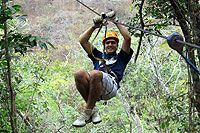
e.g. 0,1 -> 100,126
0,1 -> 54,54
2,35 -> 199,132
127,0 -> 200,131
128,0 -> 180,38
1,0 -> 199,132
11,49 -> 90,132
0,1 -> 54,132
121,43 -> 200,132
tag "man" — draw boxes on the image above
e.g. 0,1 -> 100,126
73,11 -> 133,127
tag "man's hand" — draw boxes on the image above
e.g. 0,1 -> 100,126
93,16 -> 103,28
106,11 -> 118,22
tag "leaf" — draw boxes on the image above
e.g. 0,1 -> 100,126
159,41 -> 171,51
12,5 -> 22,12
134,33 -> 141,37
0,24 -> 3,29
0,59 -> 7,67
29,36 -> 36,42
35,36 -> 42,41
160,41 -> 169,47
39,43 -> 48,50
177,105 -> 183,112
5,8 -> 12,16
160,122 -> 165,129
47,41 -> 55,49
155,24 -> 162,29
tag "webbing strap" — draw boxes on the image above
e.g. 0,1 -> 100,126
76,0 -> 200,75
90,20 -> 112,74
180,52 -> 200,75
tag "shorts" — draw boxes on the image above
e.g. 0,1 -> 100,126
100,72 -> 118,100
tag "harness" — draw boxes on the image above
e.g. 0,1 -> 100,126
89,15 -> 119,81
76,0 -> 200,75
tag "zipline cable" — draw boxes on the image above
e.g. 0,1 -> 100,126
176,40 -> 200,50
76,0 -> 101,16
76,0 -> 200,50
112,21 -> 200,74
76,0 -> 200,74
110,20 -> 200,50
111,21 -> 168,39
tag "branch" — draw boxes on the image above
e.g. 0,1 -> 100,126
118,88 -> 144,133
144,23 -> 180,27
134,0 -> 145,63
17,110 -> 33,130
146,38 -> 170,95
163,56 -> 182,93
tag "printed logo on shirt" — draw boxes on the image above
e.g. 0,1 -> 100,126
99,57 -> 117,67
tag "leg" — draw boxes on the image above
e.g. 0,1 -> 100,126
74,69 -> 90,102
73,70 -> 103,127
86,70 -> 103,109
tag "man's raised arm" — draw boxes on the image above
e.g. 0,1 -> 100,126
115,23 -> 131,53
79,16 -> 103,55
79,26 -> 96,55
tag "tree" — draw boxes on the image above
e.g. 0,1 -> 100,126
129,0 -> 200,130
0,0 -> 53,132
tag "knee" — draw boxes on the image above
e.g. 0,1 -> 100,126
89,70 -> 103,82
74,70 -> 88,81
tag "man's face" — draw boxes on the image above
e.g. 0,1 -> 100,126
104,39 -> 118,54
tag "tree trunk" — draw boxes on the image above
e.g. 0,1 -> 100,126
188,0 -> 200,118
2,0 -> 17,132
169,0 -> 200,117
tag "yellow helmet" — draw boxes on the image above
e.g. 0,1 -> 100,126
102,31 -> 119,44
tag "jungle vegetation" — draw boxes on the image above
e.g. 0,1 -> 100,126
0,0 -> 200,132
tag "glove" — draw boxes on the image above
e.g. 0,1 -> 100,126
167,32 -> 184,53
93,16 -> 103,28
106,11 -> 118,21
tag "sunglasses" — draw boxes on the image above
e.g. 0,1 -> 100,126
105,40 -> 117,45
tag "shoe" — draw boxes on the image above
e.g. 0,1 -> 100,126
92,107 -> 102,124
72,109 -> 92,127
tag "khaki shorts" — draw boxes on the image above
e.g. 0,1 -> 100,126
100,72 -> 118,100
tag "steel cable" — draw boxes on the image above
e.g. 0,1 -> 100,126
76,0 -> 200,74
76,0 -> 200,50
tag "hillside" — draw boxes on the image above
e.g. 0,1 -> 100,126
2,0 -> 199,132
16,0 -> 132,45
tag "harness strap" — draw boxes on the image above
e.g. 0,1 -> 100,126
90,20 -> 112,74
